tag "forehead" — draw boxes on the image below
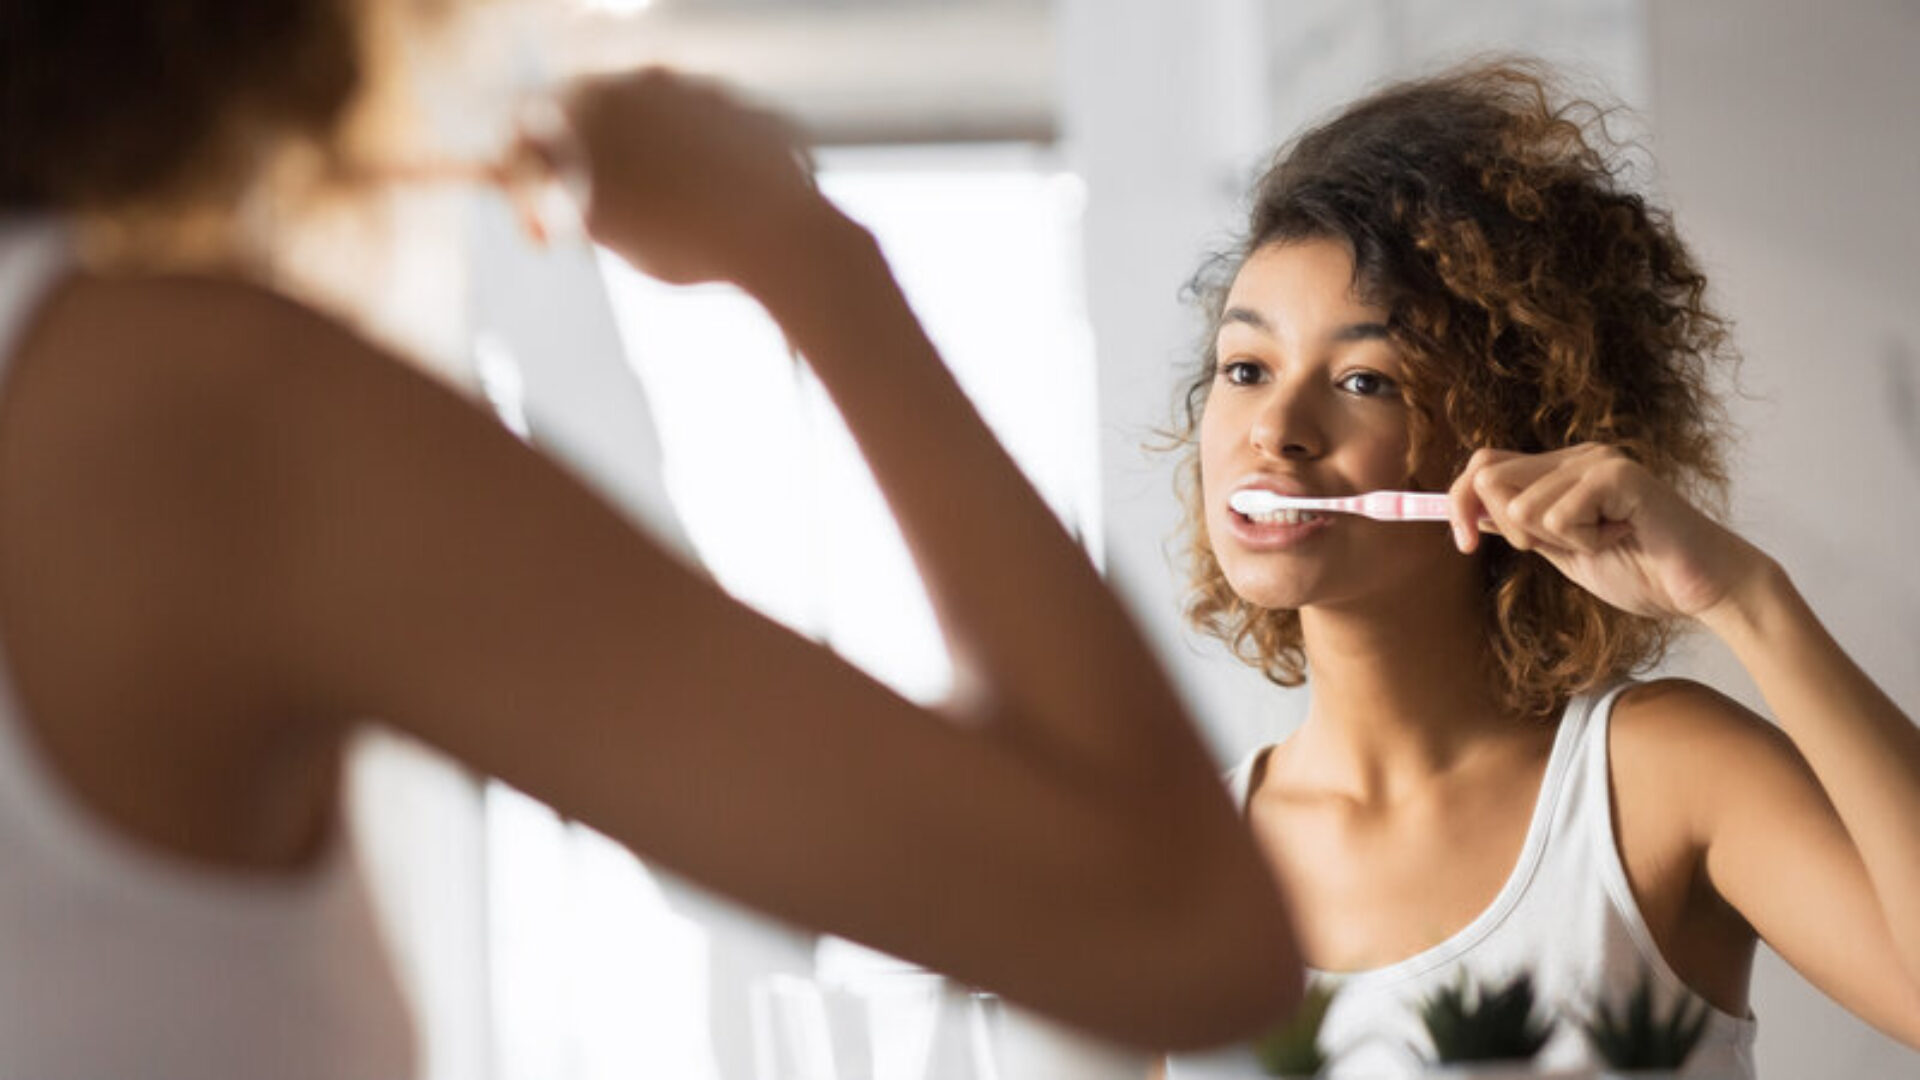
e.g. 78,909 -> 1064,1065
1220,238 -> 1385,332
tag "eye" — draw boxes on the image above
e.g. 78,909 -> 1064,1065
1217,360 -> 1264,387
1337,369 -> 1399,398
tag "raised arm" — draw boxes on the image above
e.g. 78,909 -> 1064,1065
1453,443 -> 1920,1045
564,69 -> 1216,799
252,72 -> 1301,1048
1689,560 -> 1920,1043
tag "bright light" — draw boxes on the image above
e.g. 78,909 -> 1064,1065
577,0 -> 654,16
488,144 -> 1098,1080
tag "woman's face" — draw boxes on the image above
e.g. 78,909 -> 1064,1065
1198,237 -> 1463,614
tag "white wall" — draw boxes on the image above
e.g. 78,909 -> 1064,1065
1057,0 -> 1297,762
1649,2 -> 1920,1075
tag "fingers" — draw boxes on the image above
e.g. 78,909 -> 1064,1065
736,101 -> 820,190
1499,466 -> 1586,550
1449,444 -> 1640,556
1448,447 -> 1530,553
567,66 -> 812,175
550,65 -> 827,283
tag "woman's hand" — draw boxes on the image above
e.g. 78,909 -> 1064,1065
1447,443 -> 1775,622
1453,448 -> 1920,1048
554,68 -> 841,289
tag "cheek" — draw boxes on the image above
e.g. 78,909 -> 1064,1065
1196,404 -> 1235,494
1352,426 -> 1420,488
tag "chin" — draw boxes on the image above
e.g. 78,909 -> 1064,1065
1218,565 -> 1317,612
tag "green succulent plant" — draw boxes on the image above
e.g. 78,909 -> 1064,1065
1579,968 -> 1711,1070
1417,970 -> 1553,1065
1253,980 -> 1339,1077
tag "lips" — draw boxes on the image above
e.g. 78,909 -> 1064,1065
1222,502 -> 1334,550
1224,513 -> 1332,549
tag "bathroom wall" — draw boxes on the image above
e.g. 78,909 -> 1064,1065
1649,1 -> 1920,1074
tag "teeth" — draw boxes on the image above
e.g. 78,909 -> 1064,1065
1246,509 -> 1321,525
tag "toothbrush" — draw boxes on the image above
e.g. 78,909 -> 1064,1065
1229,489 -> 1457,522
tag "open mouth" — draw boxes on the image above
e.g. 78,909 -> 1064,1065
1225,505 -> 1333,549
1235,508 -> 1325,526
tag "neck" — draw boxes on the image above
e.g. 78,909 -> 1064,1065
1282,563 -> 1536,801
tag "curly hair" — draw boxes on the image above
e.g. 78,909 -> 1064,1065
0,1 -> 370,216
1174,59 -> 1736,719
0,0 -> 474,252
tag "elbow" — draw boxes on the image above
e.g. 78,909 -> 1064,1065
1075,832 -> 1305,1052
1126,955 -> 1304,1054
986,773 -> 1303,1051
1134,867 -> 1305,1051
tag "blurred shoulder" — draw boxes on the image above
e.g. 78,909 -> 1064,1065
14,268 -> 464,463
29,269 -> 387,389
4,268 -> 456,540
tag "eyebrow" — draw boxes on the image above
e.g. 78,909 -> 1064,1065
1218,307 -> 1391,343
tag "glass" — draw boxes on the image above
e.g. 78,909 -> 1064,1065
750,973 -> 1005,1080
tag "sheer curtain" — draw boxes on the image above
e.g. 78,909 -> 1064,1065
471,143 -> 1110,1080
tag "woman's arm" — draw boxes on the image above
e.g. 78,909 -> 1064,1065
558,70 -> 1205,787
1453,443 -> 1920,1044
249,72 -> 1300,1048
1693,563 -> 1920,1037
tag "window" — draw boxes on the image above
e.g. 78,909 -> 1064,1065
483,143 -> 1098,1080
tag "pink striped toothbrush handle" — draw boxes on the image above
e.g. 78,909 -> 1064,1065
1355,491 -> 1455,521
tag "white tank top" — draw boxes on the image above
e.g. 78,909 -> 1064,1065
0,216 -> 417,1079
1170,682 -> 1757,1080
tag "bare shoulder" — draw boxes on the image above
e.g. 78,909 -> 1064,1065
8,271 -> 400,455
0,273 -> 506,861
18,267 -> 490,480
30,269 -> 372,369
0,270 -> 483,681
8,270 -> 426,550
1610,677 -> 1814,831
1613,677 -> 1793,757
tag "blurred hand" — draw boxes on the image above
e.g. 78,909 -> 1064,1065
1447,443 -> 1772,621
551,68 -> 836,287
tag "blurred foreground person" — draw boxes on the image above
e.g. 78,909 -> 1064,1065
0,4 -> 1301,1076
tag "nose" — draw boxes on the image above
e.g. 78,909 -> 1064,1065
1249,377 -> 1324,461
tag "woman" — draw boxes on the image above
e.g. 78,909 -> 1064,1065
0,4 -> 1301,1077
1163,61 -> 1920,1078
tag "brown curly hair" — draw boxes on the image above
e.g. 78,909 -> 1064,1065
0,1 -> 372,216
1175,59 -> 1736,719
0,0 -> 474,260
